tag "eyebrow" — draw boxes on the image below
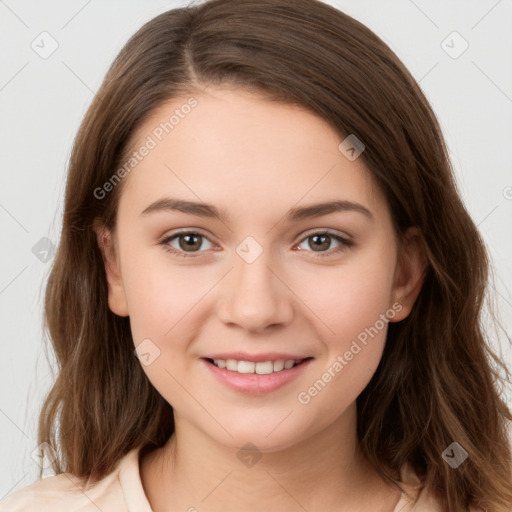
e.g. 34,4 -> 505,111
140,197 -> 374,223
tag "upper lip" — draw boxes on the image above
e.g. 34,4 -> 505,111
203,352 -> 312,363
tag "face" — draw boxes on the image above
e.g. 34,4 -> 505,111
97,86 -> 424,452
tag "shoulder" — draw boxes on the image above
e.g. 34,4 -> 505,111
0,448 -> 144,512
0,472 -> 122,512
396,463 -> 484,512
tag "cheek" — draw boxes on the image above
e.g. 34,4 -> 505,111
293,244 -> 396,341
292,247 -> 396,402
120,255 -> 208,406
122,255 -> 207,345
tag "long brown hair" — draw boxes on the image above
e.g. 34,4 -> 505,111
37,1 -> 512,510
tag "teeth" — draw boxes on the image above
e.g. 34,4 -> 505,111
212,358 -> 301,374
237,360 -> 255,373
226,359 -> 238,371
273,360 -> 284,372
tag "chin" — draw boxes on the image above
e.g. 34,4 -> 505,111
208,424 -> 306,454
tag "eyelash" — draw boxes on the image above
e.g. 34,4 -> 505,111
159,230 -> 353,259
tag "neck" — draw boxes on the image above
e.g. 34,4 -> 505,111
140,403 -> 401,512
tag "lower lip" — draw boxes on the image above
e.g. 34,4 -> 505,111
202,358 -> 313,395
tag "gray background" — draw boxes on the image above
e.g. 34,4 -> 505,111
1,0 -> 511,496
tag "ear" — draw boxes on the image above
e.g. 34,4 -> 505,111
389,226 -> 427,322
93,220 -> 129,317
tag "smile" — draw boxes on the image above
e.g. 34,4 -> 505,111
202,357 -> 314,395
209,358 -> 304,374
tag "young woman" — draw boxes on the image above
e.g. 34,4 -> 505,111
2,0 -> 511,511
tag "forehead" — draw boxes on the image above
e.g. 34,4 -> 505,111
117,87 -> 385,223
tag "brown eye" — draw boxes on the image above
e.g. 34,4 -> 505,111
178,233 -> 203,251
307,234 -> 332,251
296,231 -> 353,257
161,232 -> 214,256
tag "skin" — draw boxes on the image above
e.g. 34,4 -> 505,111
96,85 -> 425,512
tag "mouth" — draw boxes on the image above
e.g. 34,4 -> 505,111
201,356 -> 314,395
203,357 -> 313,375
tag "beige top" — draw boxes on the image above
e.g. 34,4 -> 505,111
0,447 -> 476,511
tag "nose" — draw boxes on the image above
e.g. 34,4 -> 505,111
216,247 -> 294,334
